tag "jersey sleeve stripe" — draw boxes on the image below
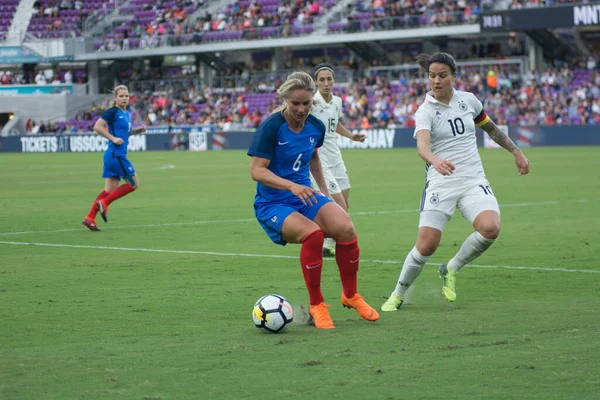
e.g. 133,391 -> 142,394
474,110 -> 490,127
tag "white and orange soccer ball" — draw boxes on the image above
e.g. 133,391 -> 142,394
252,294 -> 294,333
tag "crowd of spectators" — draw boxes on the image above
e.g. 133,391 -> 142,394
95,0 -> 330,52
21,60 -> 600,135
334,0 -> 492,33
508,0 -> 592,8
27,0 -> 119,38
0,69 -> 87,86
96,0 -> 205,51
0,0 -> 592,46
214,0 -> 327,34
94,0 -> 496,52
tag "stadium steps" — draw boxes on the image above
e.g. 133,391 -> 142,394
311,0 -> 355,35
525,28 -> 579,62
4,0 -> 36,45
83,0 -> 133,40
196,0 -> 231,19
188,0 -> 222,20
491,0 -> 512,10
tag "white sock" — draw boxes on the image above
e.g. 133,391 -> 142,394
447,231 -> 495,272
324,237 -> 336,249
392,246 -> 430,296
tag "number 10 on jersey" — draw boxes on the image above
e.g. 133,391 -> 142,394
447,118 -> 465,136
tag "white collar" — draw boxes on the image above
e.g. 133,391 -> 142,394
315,90 -> 334,106
425,89 -> 456,106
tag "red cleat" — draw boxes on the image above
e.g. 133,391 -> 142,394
97,200 -> 108,222
82,218 -> 101,232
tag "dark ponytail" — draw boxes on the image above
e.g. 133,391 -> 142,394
416,52 -> 458,75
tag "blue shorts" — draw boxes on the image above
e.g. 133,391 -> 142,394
255,194 -> 332,246
102,153 -> 136,185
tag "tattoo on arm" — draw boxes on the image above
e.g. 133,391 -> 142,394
480,120 -> 518,153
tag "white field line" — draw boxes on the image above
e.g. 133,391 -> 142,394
0,240 -> 598,274
0,199 -> 587,237
0,218 -> 257,236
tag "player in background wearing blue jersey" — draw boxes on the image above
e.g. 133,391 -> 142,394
82,85 -> 146,231
248,71 -> 379,329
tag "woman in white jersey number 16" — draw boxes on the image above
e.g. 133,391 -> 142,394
381,52 -> 530,311
310,63 -> 367,257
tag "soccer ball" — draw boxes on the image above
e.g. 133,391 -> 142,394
252,294 -> 294,333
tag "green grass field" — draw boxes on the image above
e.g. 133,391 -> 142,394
1,147 -> 599,400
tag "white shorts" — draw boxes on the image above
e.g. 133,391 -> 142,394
418,178 -> 500,231
310,162 -> 350,195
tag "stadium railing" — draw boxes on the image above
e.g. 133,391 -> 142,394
329,11 -> 479,35
127,68 -> 355,93
365,57 -> 529,81
89,10 -> 481,52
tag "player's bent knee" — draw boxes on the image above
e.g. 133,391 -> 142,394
332,223 -> 356,242
416,227 -> 442,256
416,242 -> 438,257
416,235 -> 440,256
478,223 -> 500,240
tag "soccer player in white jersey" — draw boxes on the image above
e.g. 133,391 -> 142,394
381,52 -> 530,311
310,63 -> 366,257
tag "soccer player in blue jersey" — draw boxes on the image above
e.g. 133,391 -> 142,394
82,85 -> 146,231
248,71 -> 379,329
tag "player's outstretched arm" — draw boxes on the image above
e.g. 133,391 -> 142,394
416,129 -> 455,176
93,118 -> 123,145
131,125 -> 147,135
479,119 -> 530,175
336,122 -> 366,142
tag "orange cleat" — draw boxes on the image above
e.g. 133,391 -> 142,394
82,218 -> 101,232
97,200 -> 108,223
341,293 -> 379,321
309,303 -> 335,329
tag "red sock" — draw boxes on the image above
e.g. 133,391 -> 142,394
86,190 -> 109,219
300,229 -> 325,305
103,184 -> 136,206
336,236 -> 360,298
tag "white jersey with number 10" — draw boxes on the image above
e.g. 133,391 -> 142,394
414,89 -> 492,183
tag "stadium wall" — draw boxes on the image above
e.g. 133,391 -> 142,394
0,92 -> 105,135
1,126 -> 599,153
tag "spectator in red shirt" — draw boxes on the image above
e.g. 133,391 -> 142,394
310,1 -> 322,15
1,71 -> 11,85
173,6 -> 186,23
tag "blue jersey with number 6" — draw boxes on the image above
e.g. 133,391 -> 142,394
101,106 -> 132,157
248,112 -> 325,205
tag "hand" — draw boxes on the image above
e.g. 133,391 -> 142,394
352,133 -> 366,142
290,184 -> 323,206
112,137 -> 124,145
514,151 -> 530,175
433,159 -> 455,176
138,124 -> 147,133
